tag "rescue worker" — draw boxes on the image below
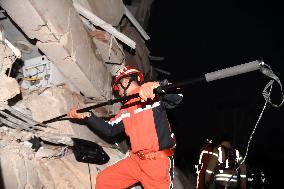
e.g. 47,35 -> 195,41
196,139 -> 216,189
68,66 -> 183,189
205,136 -> 247,189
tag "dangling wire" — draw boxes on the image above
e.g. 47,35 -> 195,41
225,62 -> 283,188
88,163 -> 93,189
240,63 -> 284,165
108,34 -> 114,60
260,63 -> 284,107
240,83 -> 272,165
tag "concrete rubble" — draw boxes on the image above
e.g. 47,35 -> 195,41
0,126 -> 126,189
0,40 -> 20,103
0,74 -> 20,103
0,0 -> 193,188
0,39 -> 16,74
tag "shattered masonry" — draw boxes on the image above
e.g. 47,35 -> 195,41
0,0 -> 191,188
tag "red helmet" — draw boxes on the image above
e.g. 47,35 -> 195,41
113,66 -> 144,91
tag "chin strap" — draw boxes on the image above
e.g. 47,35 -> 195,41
118,76 -> 137,98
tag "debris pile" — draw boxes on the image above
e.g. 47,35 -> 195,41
0,126 -> 127,189
0,0 -> 191,188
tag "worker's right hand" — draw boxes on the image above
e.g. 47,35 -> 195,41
68,108 -> 91,119
139,82 -> 160,102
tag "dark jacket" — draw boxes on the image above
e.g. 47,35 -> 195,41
86,86 -> 183,153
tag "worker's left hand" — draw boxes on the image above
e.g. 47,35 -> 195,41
139,82 -> 160,102
68,108 -> 91,119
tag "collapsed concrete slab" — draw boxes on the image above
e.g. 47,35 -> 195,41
1,0 -> 112,100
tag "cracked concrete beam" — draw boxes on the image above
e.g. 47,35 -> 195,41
1,0 -> 112,99
0,0 -> 55,41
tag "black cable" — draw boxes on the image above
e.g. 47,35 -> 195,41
88,163 -> 93,189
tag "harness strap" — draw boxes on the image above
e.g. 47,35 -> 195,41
134,149 -> 174,160
118,75 -> 137,97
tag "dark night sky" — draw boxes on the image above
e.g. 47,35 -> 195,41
146,0 -> 284,187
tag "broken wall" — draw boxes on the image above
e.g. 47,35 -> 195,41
0,0 -> 112,100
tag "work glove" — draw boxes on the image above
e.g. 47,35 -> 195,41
139,82 -> 160,102
68,108 -> 91,119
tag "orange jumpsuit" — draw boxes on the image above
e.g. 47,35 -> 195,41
86,87 -> 182,189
